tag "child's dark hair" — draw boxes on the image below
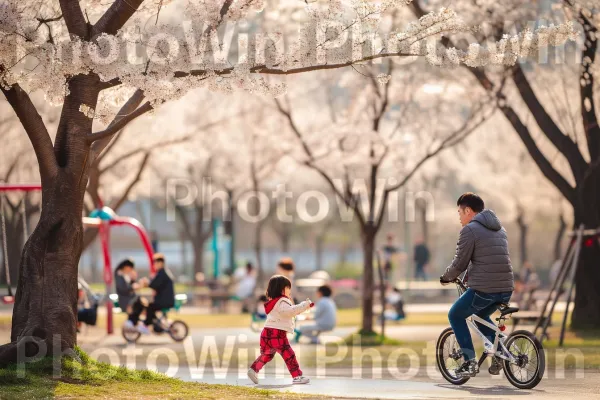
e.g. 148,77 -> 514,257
277,257 -> 295,272
266,275 -> 292,299
317,285 -> 332,297
257,295 -> 268,302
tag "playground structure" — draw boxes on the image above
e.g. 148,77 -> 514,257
0,183 -> 155,334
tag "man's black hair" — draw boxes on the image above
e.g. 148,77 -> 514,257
456,192 -> 484,213
278,259 -> 294,271
317,285 -> 332,297
266,275 -> 292,299
115,258 -> 135,272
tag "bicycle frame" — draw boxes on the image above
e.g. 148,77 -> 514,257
454,278 -> 518,365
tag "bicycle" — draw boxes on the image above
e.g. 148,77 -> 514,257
122,308 -> 189,343
436,277 -> 545,389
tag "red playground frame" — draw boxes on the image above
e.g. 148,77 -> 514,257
0,184 -> 155,334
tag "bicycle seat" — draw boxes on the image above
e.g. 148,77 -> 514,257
498,304 -> 519,316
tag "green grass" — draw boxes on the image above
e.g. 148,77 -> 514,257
342,330 -> 403,346
0,348 -> 325,400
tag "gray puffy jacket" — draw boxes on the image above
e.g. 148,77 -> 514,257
442,209 -> 514,293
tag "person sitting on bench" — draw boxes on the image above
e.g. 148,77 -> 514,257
127,253 -> 175,334
294,285 -> 337,344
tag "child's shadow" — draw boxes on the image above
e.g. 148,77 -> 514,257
256,384 -> 293,389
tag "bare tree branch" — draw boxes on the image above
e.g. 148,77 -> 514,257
90,89 -> 146,160
275,97 -> 366,226
109,152 -> 151,211
99,135 -> 190,174
87,101 -> 152,144
384,104 -> 495,194
4,148 -> 29,182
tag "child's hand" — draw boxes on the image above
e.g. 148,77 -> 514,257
306,298 -> 314,307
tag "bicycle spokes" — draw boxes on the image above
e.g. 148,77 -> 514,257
507,337 -> 539,382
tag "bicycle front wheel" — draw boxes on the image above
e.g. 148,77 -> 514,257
436,327 -> 470,385
502,330 -> 545,389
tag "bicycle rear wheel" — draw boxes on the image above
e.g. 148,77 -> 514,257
436,327 -> 470,385
502,330 -> 545,389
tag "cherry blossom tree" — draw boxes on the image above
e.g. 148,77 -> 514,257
0,0 -> 576,363
275,63 -> 495,333
412,0 -> 600,328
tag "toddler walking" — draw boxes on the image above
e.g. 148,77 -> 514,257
248,275 -> 312,385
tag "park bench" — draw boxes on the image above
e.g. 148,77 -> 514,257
510,310 -> 549,332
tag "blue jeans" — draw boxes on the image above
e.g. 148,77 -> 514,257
448,288 -> 512,361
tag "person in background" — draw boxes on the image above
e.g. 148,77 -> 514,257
294,285 -> 337,344
518,261 -> 541,310
413,238 -> 431,281
277,257 -> 295,284
114,258 -> 141,314
383,287 -> 406,321
236,262 -> 258,313
127,253 -> 175,334
277,257 -> 296,302
380,234 -> 400,283
255,295 -> 268,319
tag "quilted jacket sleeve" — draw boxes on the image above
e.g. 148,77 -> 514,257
442,226 -> 475,282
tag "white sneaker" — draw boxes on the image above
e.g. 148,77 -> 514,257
247,368 -> 259,384
137,324 -> 151,335
292,376 -> 310,384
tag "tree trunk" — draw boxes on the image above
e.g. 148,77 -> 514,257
254,221 -> 264,283
192,242 -> 205,278
418,201 -> 428,244
315,233 -> 324,271
516,209 -> 528,268
571,162 -> 600,329
360,225 -> 376,334
0,74 -> 98,365
0,179 -> 86,364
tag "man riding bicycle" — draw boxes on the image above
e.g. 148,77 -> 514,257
440,193 -> 514,377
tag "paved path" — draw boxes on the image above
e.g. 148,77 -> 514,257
179,372 -> 600,399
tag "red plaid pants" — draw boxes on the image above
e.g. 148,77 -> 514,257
250,328 -> 302,378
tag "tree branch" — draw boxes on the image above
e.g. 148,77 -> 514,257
500,103 -> 577,205
511,64 -> 588,183
411,0 -> 584,204
90,89 -> 146,160
100,135 -> 190,175
275,97 -> 365,226
87,101 -> 152,144
578,15 -> 600,160
1,83 -> 58,181
92,0 -> 145,37
385,104 -> 494,194
4,148 -> 29,182
58,0 -> 88,38
109,152 -> 151,211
